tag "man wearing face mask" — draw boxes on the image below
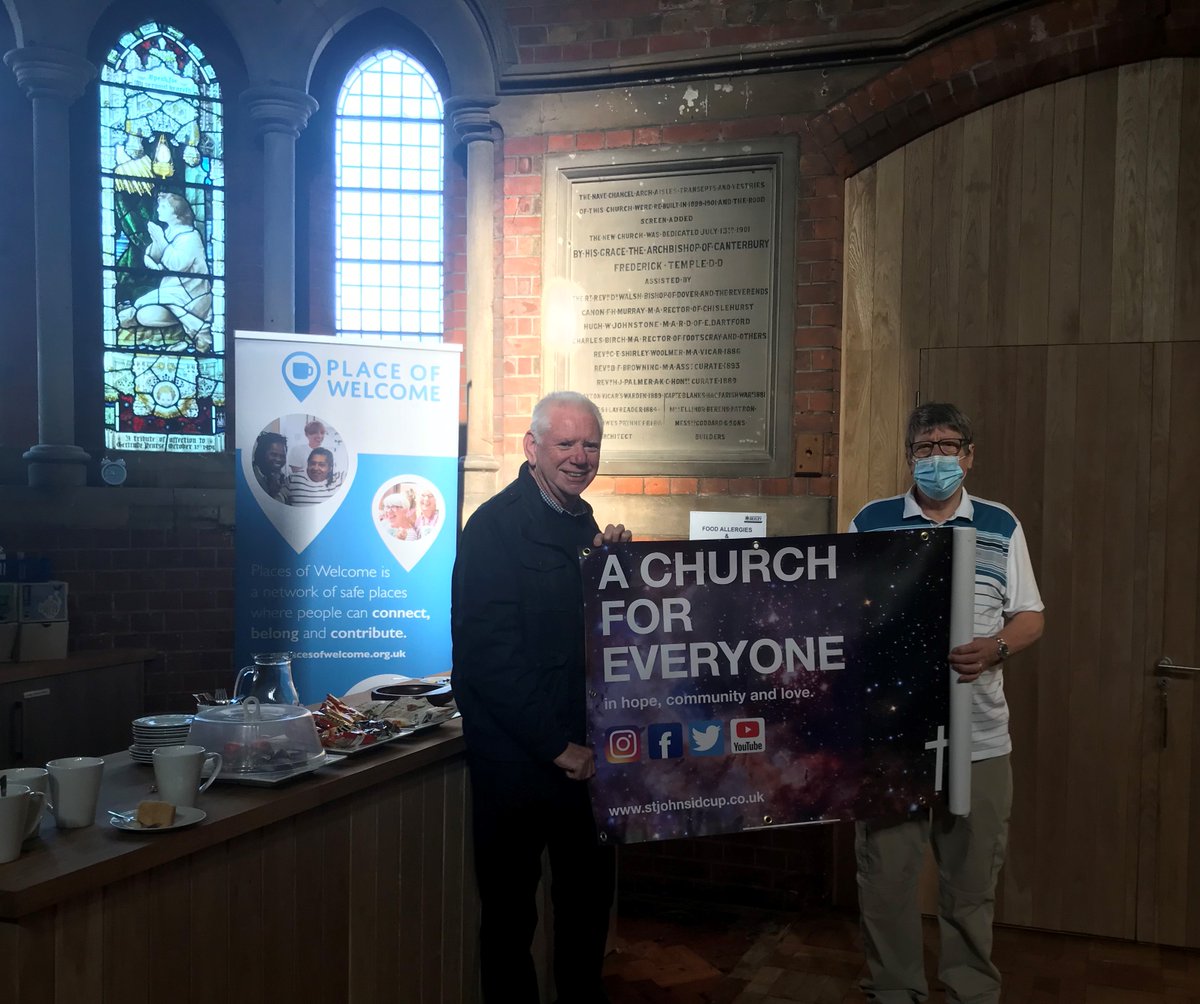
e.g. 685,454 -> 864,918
849,402 -> 1044,1004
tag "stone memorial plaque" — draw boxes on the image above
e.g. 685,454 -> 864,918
542,142 -> 797,476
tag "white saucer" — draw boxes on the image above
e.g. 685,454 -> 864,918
109,805 -> 206,832
133,714 -> 194,729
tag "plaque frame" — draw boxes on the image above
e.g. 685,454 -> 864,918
540,140 -> 799,477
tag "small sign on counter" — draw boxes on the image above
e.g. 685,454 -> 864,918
689,511 -> 766,540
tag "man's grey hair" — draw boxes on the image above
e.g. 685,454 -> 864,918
530,391 -> 604,441
905,402 -> 974,452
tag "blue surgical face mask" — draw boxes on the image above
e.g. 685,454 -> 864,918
912,455 -> 965,501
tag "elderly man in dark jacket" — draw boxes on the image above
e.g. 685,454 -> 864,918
452,391 -> 631,1004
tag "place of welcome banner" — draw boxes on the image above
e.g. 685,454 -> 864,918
234,331 -> 461,703
583,528 -> 976,844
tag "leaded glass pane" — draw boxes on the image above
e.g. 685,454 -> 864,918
100,21 -> 224,451
335,50 -> 443,342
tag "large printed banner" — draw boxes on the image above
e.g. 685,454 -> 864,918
234,331 -> 461,703
583,529 -> 970,844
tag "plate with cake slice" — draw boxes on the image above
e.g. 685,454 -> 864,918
109,802 -> 206,832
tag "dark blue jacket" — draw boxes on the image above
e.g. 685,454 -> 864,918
451,463 -> 598,763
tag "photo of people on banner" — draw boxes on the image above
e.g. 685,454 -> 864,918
583,528 -> 974,844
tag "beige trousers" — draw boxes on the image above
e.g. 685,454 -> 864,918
855,755 -> 1013,1004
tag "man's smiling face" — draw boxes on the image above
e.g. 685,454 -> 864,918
523,403 -> 601,509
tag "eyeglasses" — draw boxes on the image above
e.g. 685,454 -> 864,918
908,438 -> 969,458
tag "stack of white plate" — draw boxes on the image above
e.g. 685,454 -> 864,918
129,714 -> 195,764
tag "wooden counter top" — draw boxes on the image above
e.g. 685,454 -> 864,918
0,719 -> 465,919
0,647 -> 158,685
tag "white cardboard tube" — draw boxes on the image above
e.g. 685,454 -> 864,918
948,527 -> 976,816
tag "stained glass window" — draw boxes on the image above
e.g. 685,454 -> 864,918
336,50 -> 443,342
100,22 -> 225,452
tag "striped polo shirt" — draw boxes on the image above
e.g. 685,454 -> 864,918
850,489 -> 1044,760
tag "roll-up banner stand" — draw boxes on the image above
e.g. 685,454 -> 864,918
233,330 -> 461,703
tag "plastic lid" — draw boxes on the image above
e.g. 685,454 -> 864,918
194,697 -> 312,724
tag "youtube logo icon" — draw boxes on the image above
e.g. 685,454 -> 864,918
730,718 -> 765,754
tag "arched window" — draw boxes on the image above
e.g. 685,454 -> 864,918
336,50 -> 443,342
100,21 -> 225,452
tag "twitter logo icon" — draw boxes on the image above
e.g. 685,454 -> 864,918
688,720 -> 724,756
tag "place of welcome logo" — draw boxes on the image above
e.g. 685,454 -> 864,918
282,351 -> 321,402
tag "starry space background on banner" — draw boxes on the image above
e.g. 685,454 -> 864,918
583,529 -> 954,844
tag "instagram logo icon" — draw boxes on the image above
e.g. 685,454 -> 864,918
605,727 -> 641,763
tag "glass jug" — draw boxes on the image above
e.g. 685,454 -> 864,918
233,652 -> 300,705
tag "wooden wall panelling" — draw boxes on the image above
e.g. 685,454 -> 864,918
1048,76 -> 1085,347
419,771 -> 447,998
262,819 -> 301,998
958,106 -> 993,348
348,794 -> 381,1000
1136,341 -> 1172,942
226,830 -> 268,1001
899,131 -> 934,455
867,150 -> 906,505
1017,86 -> 1054,347
1146,343 -> 1200,946
1000,345 -> 1052,926
397,771 -> 427,995
1109,63 -> 1151,344
373,780 -> 406,989
1062,346 -> 1115,934
988,96 -> 1024,346
53,890 -> 103,1003
323,799 -> 355,998
440,760 -> 477,1002
1096,344 -> 1152,935
1078,70 -> 1118,344
100,871 -> 142,1001
146,859 -> 191,1000
1142,60 -> 1182,346
928,123 -> 963,350
1174,62 -> 1200,338
292,804 -> 333,999
1029,344 -> 1079,930
837,165 -> 876,530
189,835 -> 232,1002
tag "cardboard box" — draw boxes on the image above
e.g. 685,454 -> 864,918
20,581 -> 68,623
16,621 -> 69,661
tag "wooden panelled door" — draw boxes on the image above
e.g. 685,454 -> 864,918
919,343 -> 1200,946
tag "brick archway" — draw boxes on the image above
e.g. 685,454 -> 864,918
808,0 -> 1200,179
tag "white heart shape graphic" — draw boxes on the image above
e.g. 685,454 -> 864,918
372,475 -> 446,571
244,414 -> 355,554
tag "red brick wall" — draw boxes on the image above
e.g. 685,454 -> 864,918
3,524 -> 235,711
505,0 -> 978,64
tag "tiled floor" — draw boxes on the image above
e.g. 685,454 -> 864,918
602,901 -> 1200,1003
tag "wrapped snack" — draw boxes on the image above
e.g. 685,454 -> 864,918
315,694 -> 400,750
355,696 -> 456,729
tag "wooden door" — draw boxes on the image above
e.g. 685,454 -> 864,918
920,342 -> 1200,946
1136,342 -> 1200,947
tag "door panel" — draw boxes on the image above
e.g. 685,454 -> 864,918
920,343 -> 1158,940
1139,342 -> 1200,946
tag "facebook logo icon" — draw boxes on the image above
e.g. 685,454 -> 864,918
647,723 -> 683,760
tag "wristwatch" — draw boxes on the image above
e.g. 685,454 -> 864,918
995,636 -> 1010,663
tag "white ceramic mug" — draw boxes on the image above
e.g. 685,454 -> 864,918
0,784 -> 47,863
152,745 -> 222,808
0,767 -> 50,800
46,757 -> 105,829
